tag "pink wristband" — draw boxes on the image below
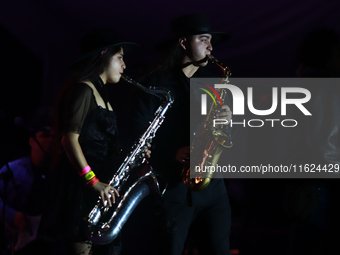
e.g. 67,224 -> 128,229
80,165 -> 91,176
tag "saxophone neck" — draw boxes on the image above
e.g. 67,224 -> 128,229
121,74 -> 173,102
207,55 -> 231,82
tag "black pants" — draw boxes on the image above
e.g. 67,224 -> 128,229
154,193 -> 231,255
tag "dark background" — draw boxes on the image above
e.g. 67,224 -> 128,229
1,0 -> 340,254
1,0 -> 340,159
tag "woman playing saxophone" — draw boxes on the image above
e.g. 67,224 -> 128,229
39,29 -> 150,255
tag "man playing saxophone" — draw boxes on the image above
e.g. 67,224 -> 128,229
133,13 -> 232,255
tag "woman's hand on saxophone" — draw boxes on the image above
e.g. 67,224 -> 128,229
216,105 -> 232,125
144,143 -> 152,159
93,181 -> 120,207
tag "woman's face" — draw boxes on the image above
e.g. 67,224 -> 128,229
102,47 -> 126,83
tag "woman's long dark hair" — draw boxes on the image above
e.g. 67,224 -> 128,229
58,46 -> 121,104
73,46 -> 122,82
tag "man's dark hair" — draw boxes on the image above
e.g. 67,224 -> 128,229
147,36 -> 193,77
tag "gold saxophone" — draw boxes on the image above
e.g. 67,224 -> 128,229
182,55 -> 233,191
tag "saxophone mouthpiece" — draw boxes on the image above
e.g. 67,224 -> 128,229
120,74 -> 130,82
207,54 -> 216,62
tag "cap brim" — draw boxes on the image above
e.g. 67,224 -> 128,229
210,32 -> 231,46
71,42 -> 139,68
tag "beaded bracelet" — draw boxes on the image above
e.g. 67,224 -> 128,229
85,176 -> 99,188
79,165 -> 91,176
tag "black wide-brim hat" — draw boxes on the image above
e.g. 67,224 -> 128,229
155,13 -> 230,51
71,28 -> 139,67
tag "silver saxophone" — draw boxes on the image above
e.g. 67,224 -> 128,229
84,74 -> 173,245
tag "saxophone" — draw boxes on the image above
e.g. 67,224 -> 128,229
84,74 -> 173,245
182,55 -> 233,191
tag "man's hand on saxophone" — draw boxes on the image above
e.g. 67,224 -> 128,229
216,105 -> 232,125
175,146 -> 190,163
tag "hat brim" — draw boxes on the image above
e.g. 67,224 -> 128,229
71,42 -> 139,68
155,31 -> 230,51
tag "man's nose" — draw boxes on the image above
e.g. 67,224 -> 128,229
207,41 -> 213,51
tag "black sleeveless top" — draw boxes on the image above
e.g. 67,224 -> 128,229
39,79 -> 120,241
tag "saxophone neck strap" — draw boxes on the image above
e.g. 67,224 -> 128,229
91,76 -> 109,110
